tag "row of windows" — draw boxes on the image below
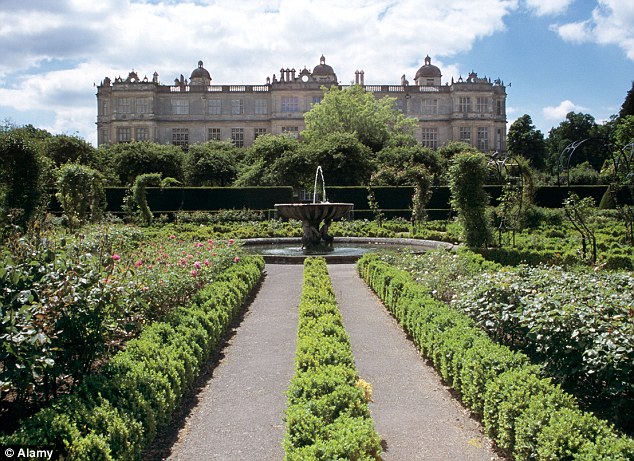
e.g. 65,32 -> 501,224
111,95 -> 503,117
114,126 -> 297,148
457,97 -> 504,115
458,127 -> 504,151
113,96 -> 325,117
116,127 -> 150,143
112,125 -> 501,151
113,98 -> 151,115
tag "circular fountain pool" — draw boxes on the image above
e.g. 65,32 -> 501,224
242,237 -> 455,264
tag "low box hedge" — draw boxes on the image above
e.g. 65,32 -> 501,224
284,257 -> 381,461
1,256 -> 265,460
357,254 -> 634,461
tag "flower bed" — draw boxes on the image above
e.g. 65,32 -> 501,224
284,257 -> 381,460
1,225 -> 240,412
358,254 -> 634,460
384,248 -> 633,433
1,256 -> 264,460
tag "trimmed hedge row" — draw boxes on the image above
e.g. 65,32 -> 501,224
1,256 -> 265,460
284,257 -> 381,460
357,254 -> 634,461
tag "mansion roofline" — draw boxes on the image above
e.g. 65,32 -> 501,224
96,55 -> 508,152
98,55 -> 508,94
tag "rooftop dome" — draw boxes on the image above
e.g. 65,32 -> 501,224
312,55 -> 336,76
415,55 -> 441,80
190,60 -> 211,81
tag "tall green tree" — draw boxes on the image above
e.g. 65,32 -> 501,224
302,85 -> 417,152
303,132 -> 373,186
45,134 -> 98,168
0,131 -> 46,229
184,141 -> 240,186
235,134 -> 307,188
507,114 -> 547,170
619,81 -> 634,120
108,141 -> 185,185
546,112 -> 601,171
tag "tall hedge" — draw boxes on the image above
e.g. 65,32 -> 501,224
448,152 -> 492,247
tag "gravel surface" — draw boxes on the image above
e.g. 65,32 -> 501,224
166,265 -> 301,461
163,262 -> 504,461
329,264 -> 504,461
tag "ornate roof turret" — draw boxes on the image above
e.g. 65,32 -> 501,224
312,55 -> 337,82
190,60 -> 211,85
414,55 -> 442,86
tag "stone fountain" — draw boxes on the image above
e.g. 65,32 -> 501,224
275,166 -> 353,253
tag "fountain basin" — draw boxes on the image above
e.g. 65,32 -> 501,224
274,203 -> 354,221
274,202 -> 354,252
242,237 -> 455,264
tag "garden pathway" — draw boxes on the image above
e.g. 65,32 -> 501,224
329,264 -> 502,461
166,265 -> 301,461
165,263 -> 502,461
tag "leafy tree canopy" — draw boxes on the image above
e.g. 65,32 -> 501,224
546,112 -> 602,171
614,115 -> 634,147
303,131 -> 373,187
507,114 -> 547,170
302,85 -> 418,152
619,81 -> 634,120
107,141 -> 185,185
373,145 -> 442,184
184,141 -> 240,186
45,134 -> 98,168
235,134 -> 307,188
0,131 -> 46,228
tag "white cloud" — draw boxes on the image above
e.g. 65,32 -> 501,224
0,0 -> 520,143
543,100 -> 588,120
525,0 -> 574,17
552,0 -> 634,60
551,20 -> 592,43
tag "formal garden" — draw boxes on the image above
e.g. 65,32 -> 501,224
1,84 -> 634,459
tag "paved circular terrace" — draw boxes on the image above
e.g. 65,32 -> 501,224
162,263 -> 503,460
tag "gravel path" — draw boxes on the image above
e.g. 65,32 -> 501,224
329,264 -> 503,461
166,265 -> 301,461
164,262 -> 503,461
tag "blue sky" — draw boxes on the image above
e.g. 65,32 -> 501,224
0,0 -> 632,146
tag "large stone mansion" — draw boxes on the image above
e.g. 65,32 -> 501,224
96,55 -> 507,152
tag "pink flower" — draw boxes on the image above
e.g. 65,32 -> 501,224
194,261 -> 202,269
191,269 -> 198,277
112,254 -> 121,261
135,260 -> 143,267
233,256 -> 240,263
204,259 -> 210,266
228,239 -> 235,245
170,235 -> 176,239
208,239 -> 214,244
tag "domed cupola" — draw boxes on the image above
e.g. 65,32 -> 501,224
190,60 -> 212,85
414,55 -> 442,86
311,55 -> 337,82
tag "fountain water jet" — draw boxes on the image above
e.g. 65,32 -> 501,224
275,166 -> 353,253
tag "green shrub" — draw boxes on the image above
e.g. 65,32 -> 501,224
483,366 -> 575,455
2,256 -> 264,459
284,257 -> 381,460
357,254 -> 633,460
448,152 -> 493,247
56,163 -> 106,229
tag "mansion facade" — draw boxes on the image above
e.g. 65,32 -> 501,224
96,55 -> 507,152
